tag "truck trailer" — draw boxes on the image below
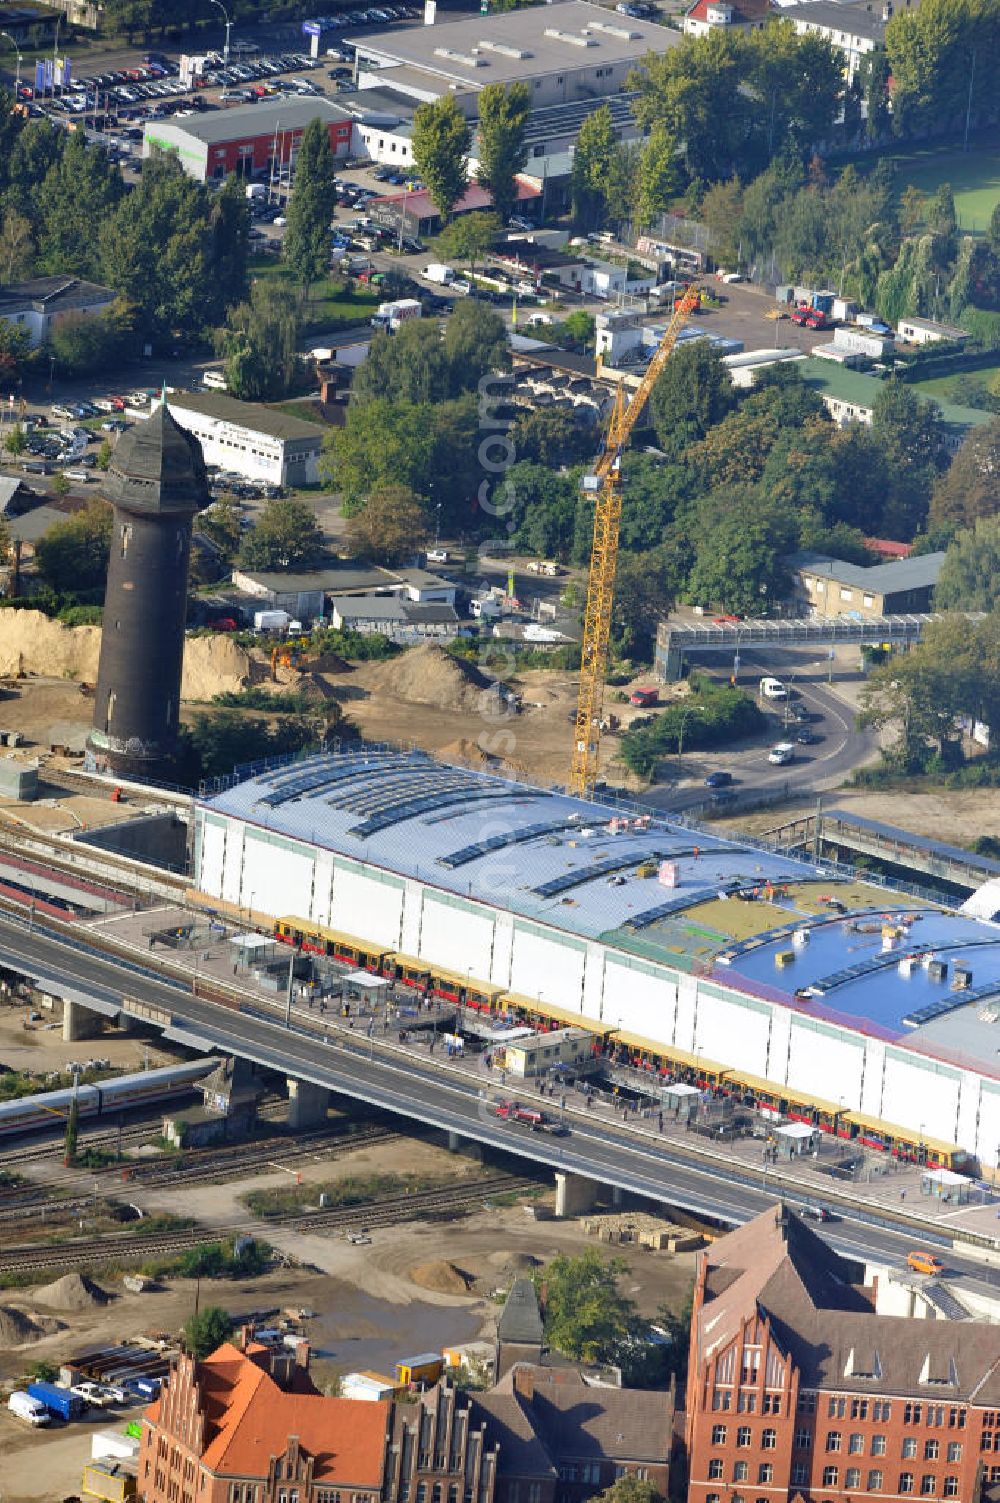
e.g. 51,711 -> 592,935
27,1379 -> 85,1421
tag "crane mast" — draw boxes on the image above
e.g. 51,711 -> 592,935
569,286 -> 701,796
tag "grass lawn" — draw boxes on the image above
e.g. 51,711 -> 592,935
908,360 -> 1000,401
247,256 -> 379,330
844,131 -> 1000,234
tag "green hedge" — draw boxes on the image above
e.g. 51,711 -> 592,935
620,680 -> 765,780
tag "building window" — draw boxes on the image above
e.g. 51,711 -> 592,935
840,588 -> 853,601
738,1392 -> 757,1413
737,1427 -> 752,1448
757,1465 -> 773,1484
903,1439 -> 918,1460
849,1434 -> 865,1455
794,1431 -> 811,1450
874,1402 -> 892,1422
761,1430 -> 776,1451
946,1444 -> 962,1463
762,1394 -> 781,1415
900,1475 -> 915,1494
872,1437 -> 887,1456
867,1471 -> 883,1492
708,1460 -> 724,1481
905,1405 -> 923,1425
925,1441 -> 940,1461
733,1463 -> 749,1483
948,1409 -> 965,1429
928,1408 -> 944,1428
852,1400 -> 869,1420
792,1465 -> 808,1487
822,1467 -> 839,1487
712,1426 -> 727,1446
712,1390 -> 732,1411
826,1433 -> 842,1453
828,1397 -> 846,1418
846,1469 -> 862,1489
863,593 -> 875,607
943,1478 -> 958,1497
921,1476 -> 936,1496
798,1393 -> 817,1414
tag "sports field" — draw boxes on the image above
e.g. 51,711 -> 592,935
871,132 -> 1000,234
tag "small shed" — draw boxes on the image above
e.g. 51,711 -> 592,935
774,1121 -> 819,1158
662,1082 -> 702,1120
921,1167 -> 972,1204
341,969 -> 390,1013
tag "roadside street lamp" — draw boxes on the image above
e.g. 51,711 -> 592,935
0,32 -> 23,96
209,0 -> 232,101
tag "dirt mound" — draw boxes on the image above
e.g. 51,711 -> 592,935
409,1259 -> 474,1295
0,1306 -> 48,1344
33,1271 -> 109,1311
0,611 -> 251,700
0,610 -> 100,681
181,635 -> 253,700
487,1250 -> 538,1272
363,645 -> 496,715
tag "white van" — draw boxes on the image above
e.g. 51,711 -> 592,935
768,742 -> 795,765
8,1392 -> 49,1426
759,677 -> 787,700
202,370 -> 228,392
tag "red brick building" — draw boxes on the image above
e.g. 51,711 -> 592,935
685,1206 -> 1000,1503
137,1334 -> 676,1503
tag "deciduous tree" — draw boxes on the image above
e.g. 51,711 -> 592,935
650,340 -> 737,457
412,95 -> 471,222
184,1306 -> 233,1361
475,82 -> 530,225
282,117 -> 338,293
935,517 -> 1000,610
238,497 -> 325,571
345,484 -> 430,564
435,211 -> 501,286
928,416 -> 1000,533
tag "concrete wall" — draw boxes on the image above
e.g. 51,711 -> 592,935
75,812 -> 190,874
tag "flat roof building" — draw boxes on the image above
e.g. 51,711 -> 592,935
790,548 -> 945,617
195,746 -> 1000,1170
352,0 -> 682,114
165,392 -> 325,488
897,314 -> 971,346
798,357 -> 990,453
143,97 -> 354,182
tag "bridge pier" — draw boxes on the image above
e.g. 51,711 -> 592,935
555,1171 -> 598,1218
447,1130 -> 482,1160
62,999 -> 102,1043
287,1079 -> 328,1130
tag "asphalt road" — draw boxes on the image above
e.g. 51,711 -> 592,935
1,906 -> 997,1298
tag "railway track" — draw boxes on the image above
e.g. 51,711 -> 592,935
0,1171 -> 540,1274
0,1123 -> 401,1223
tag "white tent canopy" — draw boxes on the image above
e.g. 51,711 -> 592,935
342,971 -> 388,990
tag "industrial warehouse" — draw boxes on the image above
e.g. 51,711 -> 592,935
194,748 -> 1000,1172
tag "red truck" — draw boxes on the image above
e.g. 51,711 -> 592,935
629,687 -> 659,708
495,1101 -> 545,1129
791,306 -> 832,330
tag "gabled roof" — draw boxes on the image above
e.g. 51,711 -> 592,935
698,1208 -> 1000,1402
0,275 -> 116,315
498,1279 -> 544,1347
511,1368 -> 674,1463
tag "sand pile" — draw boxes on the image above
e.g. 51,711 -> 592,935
180,635 -> 253,700
364,645 -> 496,715
0,611 -> 252,700
0,1306 -> 49,1344
409,1259 -> 474,1295
0,610 -> 101,681
33,1271 -> 109,1311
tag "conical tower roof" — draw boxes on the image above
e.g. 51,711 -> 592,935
100,402 -> 210,515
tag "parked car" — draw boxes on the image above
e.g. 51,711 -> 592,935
704,771 -> 733,788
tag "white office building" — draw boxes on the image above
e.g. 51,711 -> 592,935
165,392 -> 325,487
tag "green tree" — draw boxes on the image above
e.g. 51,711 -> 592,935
282,118 -> 338,294
219,280 -> 301,402
612,544 -> 684,660
4,423 -> 25,457
635,122 -> 679,231
412,95 -> 471,222
701,177 -> 743,267
48,304 -> 131,376
475,82 -> 530,225
0,206 -> 34,283
650,341 -> 737,457
345,484 -> 429,564
687,487 -> 795,614
441,297 -> 509,393
506,462 -> 580,559
184,1305 -> 233,1361
871,381 -> 943,540
935,517 -> 1000,610
435,211 -> 501,286
594,1478 -> 660,1503
238,498 -> 325,571
0,320 -> 32,379
353,320 -> 451,406
859,613 -> 980,770
553,309 -> 595,351
96,438 -> 113,471
537,1249 -> 637,1365
512,407 -> 593,467
35,501 -> 113,597
928,417 -> 1000,533
35,132 -> 123,280
886,0 -> 1000,140
322,398 -> 437,511
571,105 -> 618,230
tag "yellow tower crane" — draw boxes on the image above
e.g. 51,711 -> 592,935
569,285 -> 701,796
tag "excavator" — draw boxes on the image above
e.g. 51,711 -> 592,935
569,285 -> 700,796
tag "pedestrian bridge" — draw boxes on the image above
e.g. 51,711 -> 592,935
654,614 -> 937,681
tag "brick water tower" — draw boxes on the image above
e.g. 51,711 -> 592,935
87,403 -> 209,780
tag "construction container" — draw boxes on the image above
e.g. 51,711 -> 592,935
82,1461 -> 137,1502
